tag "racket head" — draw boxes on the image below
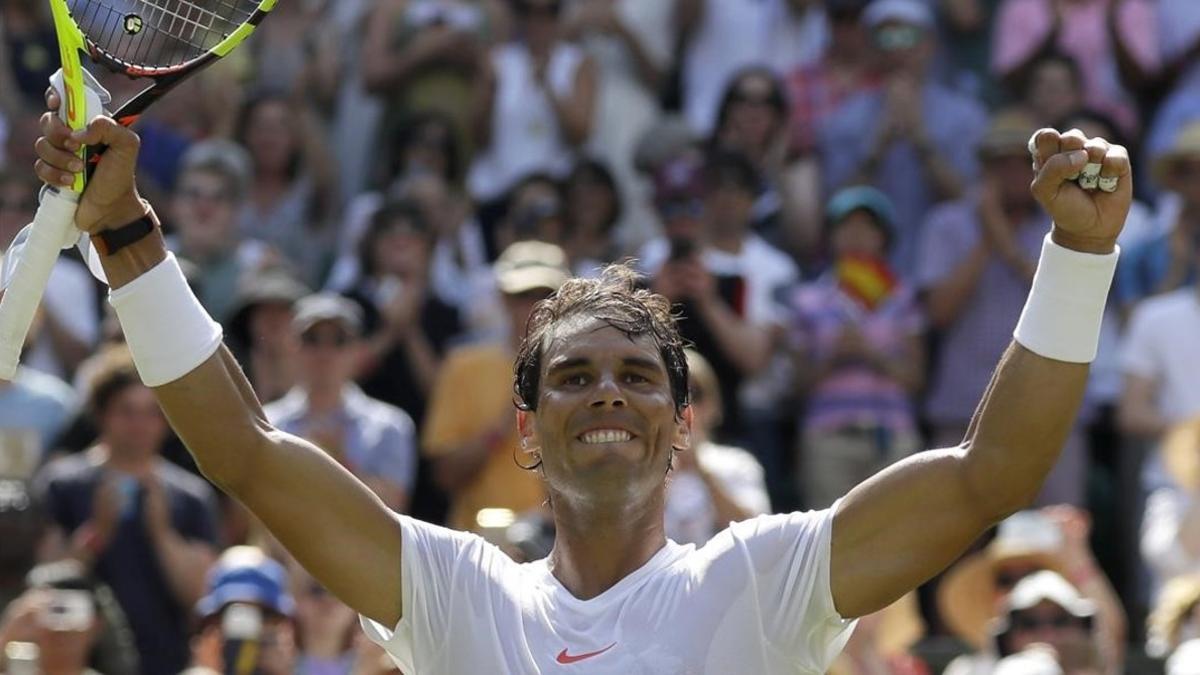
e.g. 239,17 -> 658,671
65,0 -> 277,119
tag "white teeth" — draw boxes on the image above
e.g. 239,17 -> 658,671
580,429 -> 632,444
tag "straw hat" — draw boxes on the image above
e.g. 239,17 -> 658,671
829,593 -> 925,675
937,511 -> 1071,648
1164,415 -> 1200,490
1153,120 -> 1200,186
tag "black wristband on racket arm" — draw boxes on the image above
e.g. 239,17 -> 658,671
91,209 -> 159,256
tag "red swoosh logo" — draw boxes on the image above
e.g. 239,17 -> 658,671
556,643 -> 616,664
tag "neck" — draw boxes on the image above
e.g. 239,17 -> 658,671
301,626 -> 346,659
305,385 -> 344,414
96,442 -> 155,474
710,230 -> 744,254
547,488 -> 667,600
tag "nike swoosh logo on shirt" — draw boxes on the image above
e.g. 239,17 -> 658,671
556,643 -> 616,664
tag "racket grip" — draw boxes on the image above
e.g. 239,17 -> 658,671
0,189 -> 79,380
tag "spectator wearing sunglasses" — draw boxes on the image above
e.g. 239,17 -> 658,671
819,0 -> 987,277
166,140 -> 279,324
992,571 -> 1107,675
939,509 -> 1125,675
467,0 -> 597,217
264,294 -> 418,513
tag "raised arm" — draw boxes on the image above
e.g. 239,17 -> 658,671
31,97 -> 404,627
829,128 -> 1131,619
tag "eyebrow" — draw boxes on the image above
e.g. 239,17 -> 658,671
545,355 -> 665,378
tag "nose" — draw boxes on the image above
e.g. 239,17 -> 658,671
589,374 -> 626,408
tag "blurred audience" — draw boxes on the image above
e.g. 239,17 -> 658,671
422,241 -> 567,532
820,0 -> 987,276
34,347 -> 218,675
788,186 -> 924,509
265,294 -> 418,513
188,546 -> 297,675
3,0 -> 1200,667
664,349 -> 769,546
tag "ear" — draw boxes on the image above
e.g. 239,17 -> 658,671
517,410 -> 542,456
672,405 -> 693,452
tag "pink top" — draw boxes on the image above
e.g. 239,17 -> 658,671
992,0 -> 1159,133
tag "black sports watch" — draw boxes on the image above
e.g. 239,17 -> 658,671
91,210 -> 158,256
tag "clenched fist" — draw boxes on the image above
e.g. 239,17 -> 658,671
1028,128 -> 1132,254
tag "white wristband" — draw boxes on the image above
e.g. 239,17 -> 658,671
1013,234 -> 1119,363
108,253 -> 223,386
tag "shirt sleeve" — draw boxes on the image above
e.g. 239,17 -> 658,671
728,508 -> 856,672
369,412 -> 419,493
359,515 -> 513,673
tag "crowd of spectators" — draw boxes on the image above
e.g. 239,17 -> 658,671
3,0 -> 1200,672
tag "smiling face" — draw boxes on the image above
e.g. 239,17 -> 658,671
519,320 -> 691,507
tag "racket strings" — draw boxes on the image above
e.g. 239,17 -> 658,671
68,0 -> 258,68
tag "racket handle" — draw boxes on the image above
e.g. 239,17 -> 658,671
0,189 -> 80,380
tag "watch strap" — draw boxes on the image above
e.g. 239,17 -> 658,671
91,210 -> 159,256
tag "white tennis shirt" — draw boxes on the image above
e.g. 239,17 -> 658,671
359,507 -> 856,674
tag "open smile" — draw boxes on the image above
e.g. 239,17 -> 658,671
577,428 -> 636,444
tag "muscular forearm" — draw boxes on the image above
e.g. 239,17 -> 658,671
963,343 -> 1088,519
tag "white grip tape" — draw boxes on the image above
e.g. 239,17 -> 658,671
0,189 -> 80,380
1013,234 -> 1119,363
109,253 -> 223,387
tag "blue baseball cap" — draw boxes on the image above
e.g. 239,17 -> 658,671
825,185 -> 897,247
196,546 -> 294,619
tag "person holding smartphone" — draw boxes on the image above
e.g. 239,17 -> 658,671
0,559 -> 138,675
33,347 -> 219,675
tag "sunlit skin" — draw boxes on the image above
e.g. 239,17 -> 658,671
518,320 -> 692,599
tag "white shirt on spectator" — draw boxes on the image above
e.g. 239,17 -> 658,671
681,0 -> 827,135
361,509 -> 855,674
666,441 -> 771,546
639,233 -> 799,327
1141,486 -> 1200,600
467,42 -> 585,202
1120,287 -> 1200,425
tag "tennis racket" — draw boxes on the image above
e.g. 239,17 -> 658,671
0,0 -> 279,380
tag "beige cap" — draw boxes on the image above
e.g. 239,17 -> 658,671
494,241 -> 571,295
1154,121 -> 1200,185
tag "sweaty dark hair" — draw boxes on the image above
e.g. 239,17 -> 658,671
512,264 -> 689,418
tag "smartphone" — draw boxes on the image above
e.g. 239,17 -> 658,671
667,236 -> 697,263
221,602 -> 264,641
40,589 -> 94,632
115,474 -> 140,521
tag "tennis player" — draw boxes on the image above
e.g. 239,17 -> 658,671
30,92 -> 1130,673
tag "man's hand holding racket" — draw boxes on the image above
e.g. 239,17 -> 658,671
34,90 -> 147,235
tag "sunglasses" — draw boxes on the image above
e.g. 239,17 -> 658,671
731,89 -> 781,109
300,331 -> 352,348
874,24 -> 923,51
1011,611 -> 1081,632
517,0 -> 560,17
177,186 -> 233,203
660,198 -> 705,220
